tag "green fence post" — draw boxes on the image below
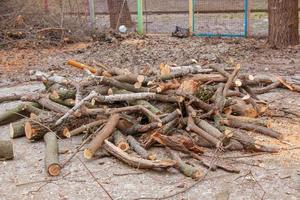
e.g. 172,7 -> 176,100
137,0 -> 143,34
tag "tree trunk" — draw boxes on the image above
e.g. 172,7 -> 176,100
268,0 -> 299,48
107,0 -> 132,29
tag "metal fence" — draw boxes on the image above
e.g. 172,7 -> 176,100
10,0 -> 300,38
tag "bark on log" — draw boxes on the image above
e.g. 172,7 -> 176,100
230,129 -> 279,153
0,103 -> 40,125
113,130 -> 129,151
44,132 -> 61,176
151,132 -> 204,154
83,105 -> 161,123
221,119 -> 281,139
10,118 -> 27,139
84,114 -> 120,159
127,135 -> 156,160
0,140 -> 14,160
96,93 -> 176,103
63,119 -> 107,138
186,116 -> 220,147
166,147 -> 203,179
103,140 -> 176,169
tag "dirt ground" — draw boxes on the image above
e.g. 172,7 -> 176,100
0,35 -> 300,200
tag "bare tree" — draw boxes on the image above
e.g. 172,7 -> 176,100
268,0 -> 299,48
107,0 -> 132,30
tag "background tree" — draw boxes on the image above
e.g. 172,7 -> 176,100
107,0 -> 132,30
268,0 -> 299,48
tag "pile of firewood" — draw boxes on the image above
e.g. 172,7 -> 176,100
1,59 -> 299,179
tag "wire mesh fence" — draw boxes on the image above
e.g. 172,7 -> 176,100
193,0 -> 248,37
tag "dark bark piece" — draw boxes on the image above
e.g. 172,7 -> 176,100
0,140 -> 14,160
122,109 -> 181,135
113,130 -> 129,151
44,132 -> 60,176
151,132 -> 204,154
166,147 -> 203,179
103,140 -> 176,169
84,114 -> 120,159
127,135 -> 156,160
268,0 -> 299,48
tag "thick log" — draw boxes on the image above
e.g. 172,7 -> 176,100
0,140 -> 14,160
83,105 -> 161,123
0,94 -> 23,103
228,128 -> 279,153
221,119 -> 281,139
127,135 -> 156,160
0,103 -> 40,125
84,114 -> 120,159
222,114 -> 269,126
166,147 -> 203,179
63,119 -> 107,138
96,93 -> 183,103
10,118 -> 28,139
103,140 -> 176,169
186,116 -> 220,147
44,132 -> 60,176
194,118 -> 243,150
113,130 -> 129,151
37,97 -> 70,113
25,112 -> 60,141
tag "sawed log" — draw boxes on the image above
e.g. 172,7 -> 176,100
44,132 -> 61,176
127,135 -> 156,160
0,140 -> 14,160
84,114 -> 120,159
113,130 -> 129,151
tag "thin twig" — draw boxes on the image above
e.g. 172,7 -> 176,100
77,156 -> 114,200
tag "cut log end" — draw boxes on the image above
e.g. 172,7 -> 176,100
137,75 -> 145,83
48,164 -> 61,176
84,148 -> 94,159
148,153 -> 157,160
25,122 -> 36,140
118,142 -> 130,152
63,128 -> 70,138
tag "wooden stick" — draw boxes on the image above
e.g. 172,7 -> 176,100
103,140 -> 176,169
221,119 -> 281,139
44,132 -> 60,176
223,64 -> 241,97
166,147 -> 202,179
0,140 -> 14,160
55,91 -> 97,126
84,105 -> 161,123
63,119 -> 107,138
127,135 -> 156,160
186,116 -> 220,147
113,130 -> 129,151
84,114 -> 120,159
67,60 -> 97,73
